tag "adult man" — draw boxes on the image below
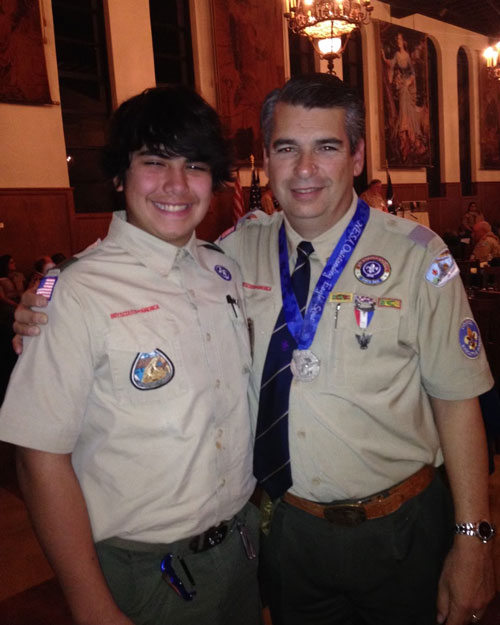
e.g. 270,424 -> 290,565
360,178 -> 388,212
218,74 -> 495,625
470,220 -> 500,263
1,86 -> 260,625
14,75 -> 496,625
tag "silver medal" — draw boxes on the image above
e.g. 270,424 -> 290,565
291,349 -> 320,381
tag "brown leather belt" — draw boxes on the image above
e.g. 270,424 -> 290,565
283,465 -> 435,527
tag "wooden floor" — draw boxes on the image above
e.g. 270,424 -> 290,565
1,445 -> 500,624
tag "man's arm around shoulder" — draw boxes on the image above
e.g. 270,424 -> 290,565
12,290 -> 49,354
16,447 -> 133,625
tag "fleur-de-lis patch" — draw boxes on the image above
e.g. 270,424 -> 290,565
130,349 -> 175,390
459,319 -> 481,359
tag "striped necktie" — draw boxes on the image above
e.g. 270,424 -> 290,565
254,240 -> 314,499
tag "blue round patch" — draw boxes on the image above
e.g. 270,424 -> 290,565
354,255 -> 391,285
459,318 -> 481,359
215,265 -> 232,281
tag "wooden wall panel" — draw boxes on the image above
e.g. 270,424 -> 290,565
71,212 -> 112,253
1,182 -> 498,280
0,189 -> 74,278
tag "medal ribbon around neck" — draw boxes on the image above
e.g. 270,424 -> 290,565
279,198 -> 370,350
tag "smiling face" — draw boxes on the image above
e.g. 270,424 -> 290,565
264,103 -> 364,239
116,148 -> 213,247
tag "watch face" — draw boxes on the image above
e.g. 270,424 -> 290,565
478,521 -> 495,542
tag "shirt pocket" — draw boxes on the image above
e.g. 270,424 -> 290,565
323,302 -> 404,392
225,303 -> 253,374
106,310 -> 188,405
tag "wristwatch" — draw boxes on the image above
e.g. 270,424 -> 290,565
454,520 -> 495,543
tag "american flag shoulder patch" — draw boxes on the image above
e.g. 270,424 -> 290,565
36,275 -> 58,300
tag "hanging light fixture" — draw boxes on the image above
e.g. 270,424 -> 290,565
483,41 -> 500,80
284,0 -> 373,74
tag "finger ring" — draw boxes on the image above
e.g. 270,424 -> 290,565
471,615 -> 480,623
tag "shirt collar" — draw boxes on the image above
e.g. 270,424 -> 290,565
107,211 -> 200,275
283,192 -> 359,266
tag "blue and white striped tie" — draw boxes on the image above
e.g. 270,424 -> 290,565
253,241 -> 314,499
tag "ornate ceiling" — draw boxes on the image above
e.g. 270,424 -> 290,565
384,0 -> 500,38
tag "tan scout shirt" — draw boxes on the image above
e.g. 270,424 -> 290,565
0,212 -> 255,542
219,195 -> 493,502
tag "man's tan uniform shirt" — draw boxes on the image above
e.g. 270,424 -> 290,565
219,195 -> 493,502
0,212 -> 255,542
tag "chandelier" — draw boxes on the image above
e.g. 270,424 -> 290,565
284,1 -> 373,74
483,42 -> 500,80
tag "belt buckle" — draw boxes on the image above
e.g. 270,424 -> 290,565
205,524 -> 227,548
323,503 -> 366,526
190,523 -> 228,553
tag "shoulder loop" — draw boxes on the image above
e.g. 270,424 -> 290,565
200,242 -> 225,254
56,256 -> 80,272
408,225 -> 436,248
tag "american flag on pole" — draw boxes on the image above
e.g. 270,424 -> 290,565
232,169 -> 245,224
249,167 -> 262,211
386,166 -> 395,214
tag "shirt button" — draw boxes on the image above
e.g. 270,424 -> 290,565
297,430 -> 306,438
220,479 -> 226,488
206,332 -> 211,342
312,477 -> 321,486
215,379 -> 221,389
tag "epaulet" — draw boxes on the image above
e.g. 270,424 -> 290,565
56,256 -> 79,272
199,242 -> 225,254
218,210 -> 274,242
407,224 -> 436,248
35,256 -> 79,300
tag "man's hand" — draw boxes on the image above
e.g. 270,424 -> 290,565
436,533 -> 495,624
12,290 -> 49,354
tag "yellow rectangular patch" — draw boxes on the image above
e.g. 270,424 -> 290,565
329,292 -> 353,303
377,297 -> 402,309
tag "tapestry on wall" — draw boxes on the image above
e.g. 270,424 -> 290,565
211,0 -> 285,164
377,21 -> 431,168
0,0 -> 51,105
479,63 -> 500,169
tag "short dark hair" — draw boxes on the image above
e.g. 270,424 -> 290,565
103,86 -> 233,190
261,73 -> 365,155
369,179 -> 382,187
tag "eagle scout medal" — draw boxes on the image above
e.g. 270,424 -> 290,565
354,295 -> 375,350
290,349 -> 321,382
459,318 -> 481,359
131,348 -> 175,390
279,199 -> 370,381
354,255 -> 391,285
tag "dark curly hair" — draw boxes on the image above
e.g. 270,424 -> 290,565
103,86 -> 233,190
